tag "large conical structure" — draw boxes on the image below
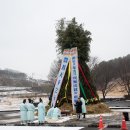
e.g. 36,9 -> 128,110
50,18 -> 99,107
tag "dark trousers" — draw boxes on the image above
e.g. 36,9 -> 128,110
83,113 -> 86,118
77,113 -> 81,119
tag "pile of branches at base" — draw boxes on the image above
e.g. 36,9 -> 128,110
87,103 -> 111,114
49,97 -> 100,108
58,102 -> 111,115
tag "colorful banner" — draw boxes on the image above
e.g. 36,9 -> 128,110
65,61 -> 71,100
58,61 -> 71,106
78,63 -> 96,98
51,49 -> 70,107
70,47 -> 80,109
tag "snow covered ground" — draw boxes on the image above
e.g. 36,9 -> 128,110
0,86 -> 32,97
111,109 -> 130,112
0,90 -> 32,96
0,86 -> 31,91
0,96 -> 49,111
38,116 -> 73,124
0,86 -> 49,111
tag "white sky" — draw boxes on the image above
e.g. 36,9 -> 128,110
0,0 -> 130,80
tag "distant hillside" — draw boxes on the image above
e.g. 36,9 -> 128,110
0,69 -> 27,80
0,69 -> 53,88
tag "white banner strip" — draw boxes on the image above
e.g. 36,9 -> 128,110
51,49 -> 70,107
70,47 -> 80,109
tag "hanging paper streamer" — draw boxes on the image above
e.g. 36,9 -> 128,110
58,62 -> 71,106
51,49 -> 70,107
70,47 -> 80,109
65,61 -> 71,100
79,81 -> 87,100
78,63 -> 96,98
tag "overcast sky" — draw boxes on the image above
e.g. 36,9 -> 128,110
0,0 -> 130,80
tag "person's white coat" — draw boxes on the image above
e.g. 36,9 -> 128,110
46,107 -> 54,119
26,103 -> 35,122
52,107 -> 61,120
20,103 -> 27,123
80,97 -> 87,113
38,102 -> 45,123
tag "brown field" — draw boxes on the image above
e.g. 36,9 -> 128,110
97,84 -> 127,98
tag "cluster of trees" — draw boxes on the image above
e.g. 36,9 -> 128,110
91,54 -> 130,99
32,82 -> 53,94
48,58 -> 61,83
0,69 -> 27,79
0,69 -> 53,88
0,77 -> 32,87
0,69 -> 29,87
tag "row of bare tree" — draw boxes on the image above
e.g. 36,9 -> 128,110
90,54 -> 130,99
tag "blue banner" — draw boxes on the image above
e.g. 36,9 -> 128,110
51,49 -> 70,107
70,47 -> 80,109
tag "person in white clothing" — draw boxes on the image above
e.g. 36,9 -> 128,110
26,99 -> 35,123
80,97 -> 87,118
38,98 -> 46,124
20,99 -> 27,124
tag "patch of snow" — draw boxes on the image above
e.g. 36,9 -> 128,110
0,86 -> 31,91
5,113 -> 20,117
0,97 -> 49,111
0,90 -> 32,95
111,109 -> 130,112
85,112 -> 120,118
45,116 -> 73,123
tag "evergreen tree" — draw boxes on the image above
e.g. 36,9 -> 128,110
51,18 -> 98,106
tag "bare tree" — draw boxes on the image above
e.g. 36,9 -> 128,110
92,54 -> 130,99
94,62 -> 116,99
87,56 -> 99,71
88,56 -> 99,86
48,58 -> 62,83
100,81 -> 117,99
117,57 -> 130,95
